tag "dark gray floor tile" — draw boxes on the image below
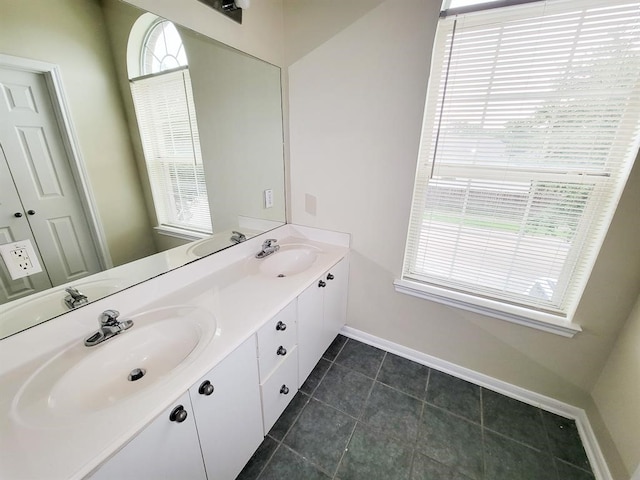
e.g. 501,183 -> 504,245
377,353 -> 429,399
541,411 -> 592,471
268,391 -> 310,441
483,388 -> 547,450
417,404 -> 483,480
313,363 -> 374,417
555,459 -> 595,480
258,445 -> 330,480
301,359 -> 331,395
283,398 -> 355,474
323,335 -> 348,361
334,339 -> 385,378
361,382 -> 422,442
336,424 -> 413,480
236,436 -> 278,480
411,452 -> 473,480
484,430 -> 557,480
425,370 -> 481,423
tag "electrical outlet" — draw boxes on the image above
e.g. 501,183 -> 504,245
0,240 -> 43,280
264,189 -> 274,209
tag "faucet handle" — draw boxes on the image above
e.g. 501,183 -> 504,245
263,238 -> 278,247
99,309 -> 120,326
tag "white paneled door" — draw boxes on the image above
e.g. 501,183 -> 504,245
0,67 -> 101,304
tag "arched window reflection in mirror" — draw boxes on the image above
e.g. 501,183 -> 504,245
128,16 -> 212,235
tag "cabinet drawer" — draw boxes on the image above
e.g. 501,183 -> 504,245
257,301 -> 297,381
260,346 -> 298,434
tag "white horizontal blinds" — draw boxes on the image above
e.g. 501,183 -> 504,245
130,68 -> 212,233
405,0 -> 640,316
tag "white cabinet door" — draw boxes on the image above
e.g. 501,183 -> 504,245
297,257 -> 349,388
323,257 -> 349,347
89,392 -> 206,480
189,336 -> 264,480
297,276 -> 325,388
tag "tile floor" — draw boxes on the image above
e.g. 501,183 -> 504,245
237,335 -> 594,480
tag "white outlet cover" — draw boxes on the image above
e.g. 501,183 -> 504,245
0,239 -> 43,280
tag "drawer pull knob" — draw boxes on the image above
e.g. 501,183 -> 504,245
277,346 -> 287,356
198,380 -> 215,396
318,280 -> 327,288
169,405 -> 188,423
280,385 -> 290,395
276,321 -> 287,331
327,273 -> 335,280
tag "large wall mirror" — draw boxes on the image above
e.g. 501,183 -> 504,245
0,0 -> 285,339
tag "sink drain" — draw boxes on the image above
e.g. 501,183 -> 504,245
277,274 -> 286,278
128,368 -> 146,381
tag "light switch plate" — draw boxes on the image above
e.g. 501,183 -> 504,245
264,189 -> 274,209
0,239 -> 43,280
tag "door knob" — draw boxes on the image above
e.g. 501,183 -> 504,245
14,212 -> 23,218
276,321 -> 287,331
27,210 -> 36,215
318,280 -> 327,288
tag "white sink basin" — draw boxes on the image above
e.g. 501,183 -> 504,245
258,244 -> 320,277
0,279 -> 125,339
187,234 -> 233,258
11,305 -> 217,427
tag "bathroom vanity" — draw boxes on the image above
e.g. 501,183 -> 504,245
0,225 -> 349,480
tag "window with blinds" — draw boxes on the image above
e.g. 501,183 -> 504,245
130,68 -> 212,234
400,0 -> 640,331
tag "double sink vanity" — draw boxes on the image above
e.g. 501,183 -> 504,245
0,224 -> 350,480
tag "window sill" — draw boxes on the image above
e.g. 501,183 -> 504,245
154,226 -> 210,242
393,278 -> 581,338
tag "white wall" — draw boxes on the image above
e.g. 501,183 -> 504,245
592,294 -> 640,477
181,29 -> 286,232
286,0 -> 639,476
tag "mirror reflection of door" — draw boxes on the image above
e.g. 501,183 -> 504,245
0,65 -> 102,304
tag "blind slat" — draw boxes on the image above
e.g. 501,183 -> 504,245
130,69 -> 212,233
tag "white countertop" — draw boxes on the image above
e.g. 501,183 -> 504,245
0,224 -> 349,480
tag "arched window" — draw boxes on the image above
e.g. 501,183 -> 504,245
128,16 -> 212,235
140,20 -> 187,75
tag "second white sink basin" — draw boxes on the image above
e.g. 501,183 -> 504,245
259,244 -> 320,277
11,305 -> 217,427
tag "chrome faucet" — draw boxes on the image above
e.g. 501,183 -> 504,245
84,309 -> 134,347
230,230 -> 246,244
255,239 -> 280,258
64,287 -> 88,309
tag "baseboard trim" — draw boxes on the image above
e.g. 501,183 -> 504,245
340,326 -> 613,480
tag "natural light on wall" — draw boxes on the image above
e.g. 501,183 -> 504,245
397,0 -> 640,336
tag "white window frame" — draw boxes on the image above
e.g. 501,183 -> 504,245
128,18 -> 212,238
397,0 -> 640,337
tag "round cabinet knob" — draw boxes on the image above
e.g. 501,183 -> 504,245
14,212 -> 23,218
198,380 -> 215,396
277,346 -> 287,356
27,210 -> 36,215
275,321 -> 287,331
318,280 -> 327,288
169,405 -> 188,423
327,273 -> 335,280
280,385 -> 290,395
